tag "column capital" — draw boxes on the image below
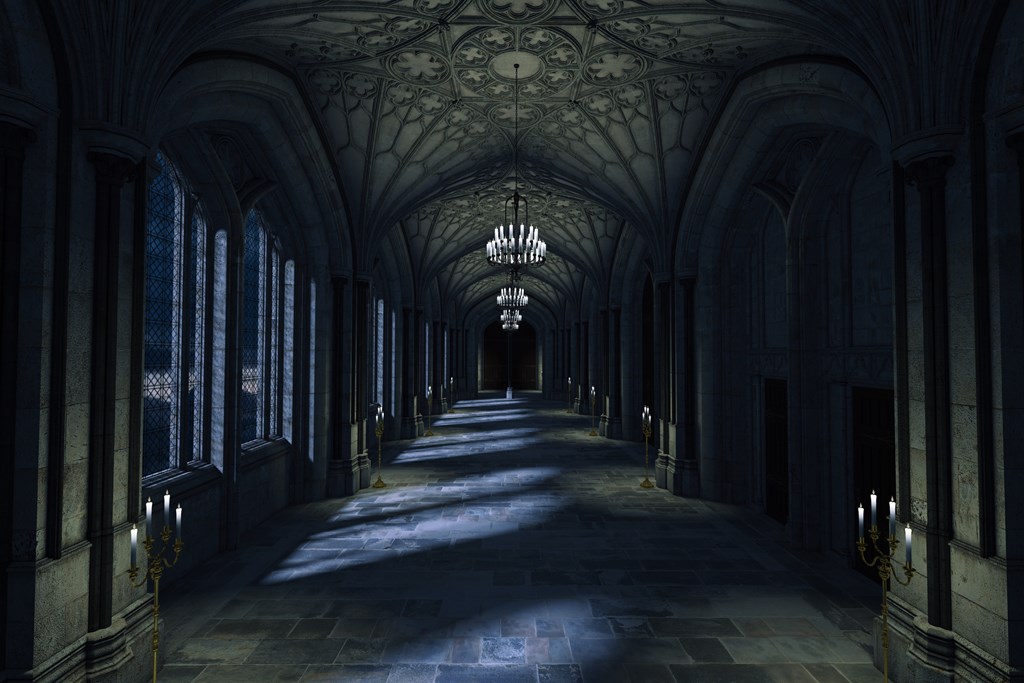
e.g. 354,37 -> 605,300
1007,132 -> 1024,155
0,121 -> 36,157
87,150 -> 135,186
904,155 -> 955,188
79,121 -> 148,165
891,125 -> 961,169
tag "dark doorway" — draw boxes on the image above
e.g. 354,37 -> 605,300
852,387 -> 896,583
764,378 -> 788,524
481,320 -> 538,390
641,275 -> 654,408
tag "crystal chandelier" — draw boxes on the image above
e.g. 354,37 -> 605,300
485,63 -> 546,272
500,308 -> 521,331
496,286 -> 528,309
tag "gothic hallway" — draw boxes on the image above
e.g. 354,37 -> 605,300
159,396 -> 878,683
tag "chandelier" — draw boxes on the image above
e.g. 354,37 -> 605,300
500,308 -> 521,331
485,63 -> 546,272
497,285 -> 528,309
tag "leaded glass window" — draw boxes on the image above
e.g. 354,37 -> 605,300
241,208 -> 267,444
143,153 -> 207,477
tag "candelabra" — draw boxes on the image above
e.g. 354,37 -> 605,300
640,405 -> 654,488
127,492 -> 184,683
372,404 -> 386,488
449,376 -> 456,413
589,386 -> 597,436
857,491 -> 915,683
425,385 -> 434,436
567,377 -> 574,413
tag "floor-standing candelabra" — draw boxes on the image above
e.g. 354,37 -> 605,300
449,376 -> 456,413
127,492 -> 184,683
589,385 -> 598,436
857,491 -> 915,682
567,377 -> 574,413
425,385 -> 435,436
372,404 -> 386,488
640,405 -> 654,488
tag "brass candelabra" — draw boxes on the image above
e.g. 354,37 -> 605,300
857,493 -> 915,683
372,404 -> 386,488
567,377 -> 574,413
127,493 -> 184,683
589,386 -> 597,436
640,405 -> 654,488
425,385 -> 435,436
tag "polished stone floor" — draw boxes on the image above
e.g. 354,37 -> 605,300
160,394 -> 880,683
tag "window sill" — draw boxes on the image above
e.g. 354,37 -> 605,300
142,462 -> 221,502
240,437 -> 291,470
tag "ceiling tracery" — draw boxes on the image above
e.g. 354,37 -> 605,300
192,0 -> 834,313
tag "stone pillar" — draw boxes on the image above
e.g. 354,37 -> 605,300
573,321 -> 582,413
905,154 -> 956,632
654,278 -> 673,490
400,306 -> 417,438
327,275 -> 352,496
679,277 -> 699,496
352,278 -> 370,490
85,150 -> 136,633
0,120 -> 35,674
606,307 -> 622,438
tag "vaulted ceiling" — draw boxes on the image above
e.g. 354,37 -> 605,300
186,0 -> 853,318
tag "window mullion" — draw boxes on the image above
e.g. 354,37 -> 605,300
178,194 -> 194,470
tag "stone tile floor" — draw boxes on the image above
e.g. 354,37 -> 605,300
160,394 -> 881,683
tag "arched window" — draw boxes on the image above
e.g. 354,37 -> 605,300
142,153 -> 207,477
241,206 -> 284,445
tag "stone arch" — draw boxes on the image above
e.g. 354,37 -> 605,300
150,56 -> 350,279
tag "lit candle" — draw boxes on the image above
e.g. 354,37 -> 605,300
130,524 -> 137,568
427,385 -> 431,399
905,524 -> 912,566
870,490 -> 877,530
164,490 -> 171,529
889,498 -> 896,538
176,504 -> 182,540
857,503 -> 864,539
145,497 -> 153,538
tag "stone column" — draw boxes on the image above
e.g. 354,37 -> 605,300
573,321 -> 582,413
607,307 -> 622,438
654,278 -> 672,490
327,275 -> 351,496
400,306 -> 417,438
903,151 -> 957,634
352,278 -> 370,489
679,277 -> 699,496
0,120 -> 35,674
85,150 -> 136,633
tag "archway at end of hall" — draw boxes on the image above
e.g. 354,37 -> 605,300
481,320 -> 538,390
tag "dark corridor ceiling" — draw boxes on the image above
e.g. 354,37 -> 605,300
197,0 -> 838,315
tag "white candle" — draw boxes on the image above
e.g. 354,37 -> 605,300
164,490 -> 171,529
889,498 -> 896,538
905,524 -> 912,566
870,490 -> 877,529
130,524 -> 137,568
145,497 -> 153,538
176,504 -> 182,539
858,503 -> 864,539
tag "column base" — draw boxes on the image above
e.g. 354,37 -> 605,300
573,398 -> 581,414
506,387 -> 513,399
680,458 -> 699,497
599,414 -> 610,436
355,452 -> 371,490
655,451 -> 671,490
326,458 -> 361,497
